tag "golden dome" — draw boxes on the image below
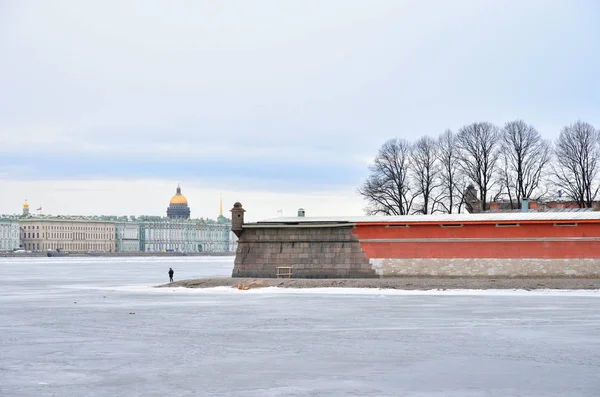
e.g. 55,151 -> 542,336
169,185 -> 188,205
23,199 -> 29,209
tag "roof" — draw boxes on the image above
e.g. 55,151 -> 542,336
256,211 -> 600,225
485,208 -> 593,213
19,218 -> 115,223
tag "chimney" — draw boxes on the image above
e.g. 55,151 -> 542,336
521,198 -> 529,212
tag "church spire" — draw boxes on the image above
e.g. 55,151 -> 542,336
23,199 -> 30,217
219,193 -> 223,217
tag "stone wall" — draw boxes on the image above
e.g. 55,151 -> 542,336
370,258 -> 600,277
233,223 -> 600,278
233,226 -> 377,278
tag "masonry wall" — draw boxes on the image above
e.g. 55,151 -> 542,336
232,226 -> 377,278
233,221 -> 600,278
356,221 -> 600,277
369,258 -> 600,277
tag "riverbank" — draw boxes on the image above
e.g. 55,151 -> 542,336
157,277 -> 600,290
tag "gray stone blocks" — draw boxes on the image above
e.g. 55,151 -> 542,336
232,226 -> 377,278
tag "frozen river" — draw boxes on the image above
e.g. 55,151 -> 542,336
0,256 -> 599,396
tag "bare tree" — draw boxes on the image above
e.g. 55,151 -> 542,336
553,121 -> 600,208
358,139 -> 417,215
499,120 -> 551,207
437,129 -> 463,213
411,136 -> 441,214
495,153 -> 514,204
456,122 -> 500,211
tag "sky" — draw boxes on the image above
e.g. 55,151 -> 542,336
1,0 -> 599,222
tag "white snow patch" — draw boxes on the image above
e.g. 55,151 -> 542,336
103,285 -> 600,297
193,287 -> 600,297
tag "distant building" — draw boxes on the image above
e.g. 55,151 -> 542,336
140,219 -> 199,252
8,183 -> 237,253
464,185 -> 600,213
542,200 -> 600,212
228,229 -> 238,252
166,185 -> 191,219
464,185 -> 483,213
20,219 -> 116,252
116,222 -> 140,252
139,218 -> 231,252
0,219 -> 20,251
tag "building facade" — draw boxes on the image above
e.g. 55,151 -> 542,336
228,230 -> 238,252
140,219 -> 199,252
20,219 -> 116,252
199,222 -> 231,252
0,219 -> 20,251
138,219 -> 233,253
7,185 -> 236,254
13,217 -> 234,253
116,222 -> 141,252
465,185 -> 600,213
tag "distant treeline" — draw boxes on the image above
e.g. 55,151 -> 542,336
358,120 -> 599,215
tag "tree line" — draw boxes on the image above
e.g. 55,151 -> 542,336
358,120 -> 600,215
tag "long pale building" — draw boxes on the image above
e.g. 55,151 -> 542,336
115,222 -> 141,252
11,185 -> 236,253
20,219 -> 116,252
0,218 -> 20,251
136,219 -> 232,253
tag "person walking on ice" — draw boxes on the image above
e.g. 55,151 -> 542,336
168,268 -> 174,283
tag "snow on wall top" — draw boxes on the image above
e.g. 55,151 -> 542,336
256,211 -> 600,225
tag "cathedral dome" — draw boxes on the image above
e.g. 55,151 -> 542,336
170,185 -> 188,205
167,185 -> 191,219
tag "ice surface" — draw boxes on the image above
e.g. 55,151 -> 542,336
1,256 -> 599,397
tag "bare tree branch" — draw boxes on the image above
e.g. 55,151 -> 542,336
358,139 -> 417,215
437,129 -> 463,213
411,136 -> 441,214
552,121 -> 600,208
499,120 -> 551,207
456,122 -> 500,211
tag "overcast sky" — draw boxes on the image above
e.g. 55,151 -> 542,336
1,0 -> 599,221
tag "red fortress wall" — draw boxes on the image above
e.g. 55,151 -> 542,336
355,221 -> 600,259
231,205 -> 600,278
354,217 -> 600,277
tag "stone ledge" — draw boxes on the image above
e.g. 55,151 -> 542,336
158,277 -> 600,290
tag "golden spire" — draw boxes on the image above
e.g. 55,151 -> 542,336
219,193 -> 223,217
